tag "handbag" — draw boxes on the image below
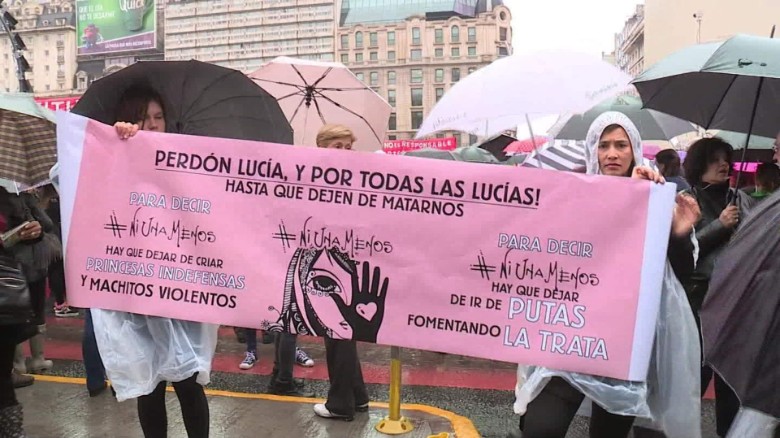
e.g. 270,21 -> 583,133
0,255 -> 33,326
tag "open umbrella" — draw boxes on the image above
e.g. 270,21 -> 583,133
551,95 -> 695,141
0,93 -> 57,190
700,191 -> 780,420
416,50 -> 632,139
72,60 -> 292,144
403,148 -> 458,161
249,57 -> 392,152
520,139 -> 587,172
633,33 -> 780,186
504,136 -> 549,155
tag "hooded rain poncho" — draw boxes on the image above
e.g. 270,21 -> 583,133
513,112 -> 702,438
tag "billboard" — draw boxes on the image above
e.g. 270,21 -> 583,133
76,0 -> 156,56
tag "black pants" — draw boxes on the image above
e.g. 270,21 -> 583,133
270,332 -> 297,389
48,259 -> 66,305
520,377 -> 636,438
137,373 -> 209,438
0,340 -> 17,410
28,278 -> 46,326
324,338 -> 369,416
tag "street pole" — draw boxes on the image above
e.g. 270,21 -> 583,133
1,2 -> 32,92
375,347 -> 414,435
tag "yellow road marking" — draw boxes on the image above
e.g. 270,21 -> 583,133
30,374 -> 480,437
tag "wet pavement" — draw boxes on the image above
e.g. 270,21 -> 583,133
17,314 -> 722,437
19,377 -> 461,438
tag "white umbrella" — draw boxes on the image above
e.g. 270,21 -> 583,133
416,50 -> 632,139
249,57 -> 392,152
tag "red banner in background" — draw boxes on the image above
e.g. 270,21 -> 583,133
35,96 -> 80,112
383,137 -> 457,154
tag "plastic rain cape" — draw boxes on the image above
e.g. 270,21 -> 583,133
513,112 -> 702,438
92,309 -> 219,402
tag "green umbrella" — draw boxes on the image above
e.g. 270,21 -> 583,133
552,95 -> 694,141
633,32 -> 780,187
712,130 -> 775,150
633,34 -> 780,138
452,146 -> 500,164
403,148 -> 458,161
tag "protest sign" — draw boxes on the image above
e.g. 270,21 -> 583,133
57,112 -> 674,380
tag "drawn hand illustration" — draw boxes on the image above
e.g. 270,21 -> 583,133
330,261 -> 389,343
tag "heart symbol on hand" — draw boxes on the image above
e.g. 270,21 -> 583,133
356,303 -> 378,321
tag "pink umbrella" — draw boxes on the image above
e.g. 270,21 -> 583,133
504,136 -> 549,154
249,57 -> 392,152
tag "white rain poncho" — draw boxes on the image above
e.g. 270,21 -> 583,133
92,309 -> 219,401
513,112 -> 702,438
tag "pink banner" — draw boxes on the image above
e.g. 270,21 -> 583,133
35,96 -> 80,112
58,113 -> 674,380
383,137 -> 457,154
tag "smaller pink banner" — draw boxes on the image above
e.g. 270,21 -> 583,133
383,137 -> 457,154
35,96 -> 80,112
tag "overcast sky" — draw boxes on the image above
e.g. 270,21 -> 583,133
505,0 -> 641,56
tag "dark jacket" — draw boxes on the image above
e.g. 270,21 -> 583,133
684,184 -> 754,310
0,191 -> 49,343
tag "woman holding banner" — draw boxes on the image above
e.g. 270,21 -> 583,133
511,112 -> 702,438
91,84 -> 218,438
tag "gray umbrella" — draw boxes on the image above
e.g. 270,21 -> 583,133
551,95 -> 694,141
700,190 -> 780,418
403,148 -> 458,160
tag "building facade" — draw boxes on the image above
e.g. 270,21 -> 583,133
614,4 -> 644,77
1,0 -> 77,96
645,0 -> 780,68
337,0 -> 512,144
164,0 -> 337,74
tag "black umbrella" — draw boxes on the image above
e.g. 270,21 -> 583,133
700,190 -> 780,418
475,133 -> 515,161
72,60 -> 292,144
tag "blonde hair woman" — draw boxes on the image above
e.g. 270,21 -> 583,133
310,125 -> 371,421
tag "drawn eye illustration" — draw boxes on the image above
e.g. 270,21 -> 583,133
306,269 -> 343,297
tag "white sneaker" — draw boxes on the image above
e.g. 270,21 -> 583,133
313,403 -> 353,421
239,351 -> 257,370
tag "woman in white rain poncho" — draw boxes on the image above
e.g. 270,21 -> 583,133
511,112 -> 702,438
93,84 -> 219,438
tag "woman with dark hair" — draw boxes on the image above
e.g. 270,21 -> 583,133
512,112 -> 702,438
90,83 -> 218,438
654,149 -> 690,191
682,137 -> 752,437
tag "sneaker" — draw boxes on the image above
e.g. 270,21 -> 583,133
11,370 -> 34,388
356,402 -> 369,412
54,303 -> 79,318
295,347 -> 314,367
239,351 -> 257,370
313,403 -> 353,421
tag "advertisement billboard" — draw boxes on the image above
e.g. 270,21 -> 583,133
76,0 -> 156,56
